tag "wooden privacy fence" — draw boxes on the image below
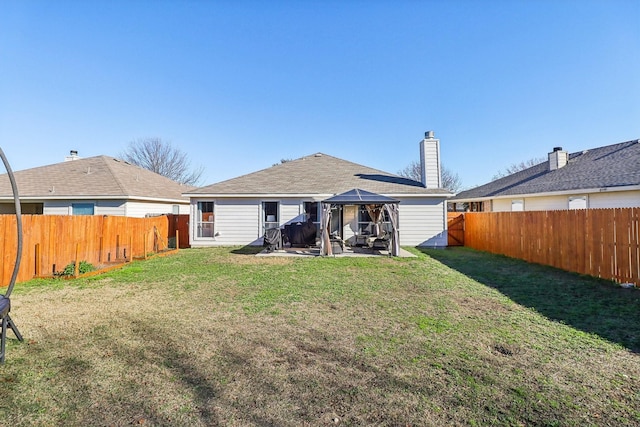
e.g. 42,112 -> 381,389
447,212 -> 464,246
463,208 -> 640,286
0,215 -> 172,286
167,214 -> 190,249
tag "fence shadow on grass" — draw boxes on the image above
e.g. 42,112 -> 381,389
419,247 -> 640,353
230,245 -> 264,255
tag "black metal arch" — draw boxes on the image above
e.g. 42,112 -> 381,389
0,147 -> 24,363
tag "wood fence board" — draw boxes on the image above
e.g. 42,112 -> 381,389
0,215 -> 171,286
461,208 -> 639,286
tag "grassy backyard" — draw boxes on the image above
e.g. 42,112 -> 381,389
1,246 -> 639,426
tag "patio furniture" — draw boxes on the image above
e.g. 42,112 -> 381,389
263,227 -> 282,252
372,232 -> 392,251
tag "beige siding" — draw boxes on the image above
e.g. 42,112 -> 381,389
589,190 -> 640,208
397,197 -> 447,247
522,196 -> 566,211
490,190 -> 640,211
492,199 -> 512,212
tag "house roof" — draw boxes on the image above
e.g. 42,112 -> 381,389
452,139 -> 640,201
323,188 -> 400,204
186,153 -> 451,196
0,155 -> 193,202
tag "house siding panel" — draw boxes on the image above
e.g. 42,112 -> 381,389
523,196 -> 566,211
190,198 -> 261,247
280,200 -> 301,225
589,190 -> 640,208
188,196 -> 449,248
492,199 -> 511,212
41,200 -> 188,217
126,201 -> 187,218
397,197 -> 447,247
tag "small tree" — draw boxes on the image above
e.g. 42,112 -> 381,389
120,138 -> 204,185
397,160 -> 462,193
491,157 -> 546,181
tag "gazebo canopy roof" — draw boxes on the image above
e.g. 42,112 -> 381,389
322,188 -> 400,205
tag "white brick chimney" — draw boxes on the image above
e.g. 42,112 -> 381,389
419,131 -> 442,188
548,146 -> 568,170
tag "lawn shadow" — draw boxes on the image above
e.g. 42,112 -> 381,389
230,245 -> 264,255
420,247 -> 640,353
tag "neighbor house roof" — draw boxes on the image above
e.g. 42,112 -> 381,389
452,139 -> 640,201
0,155 -> 194,202
186,153 -> 451,197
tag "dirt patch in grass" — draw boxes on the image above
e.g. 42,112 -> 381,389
1,247 -> 639,426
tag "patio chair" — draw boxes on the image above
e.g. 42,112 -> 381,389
0,146 -> 24,363
372,232 -> 392,252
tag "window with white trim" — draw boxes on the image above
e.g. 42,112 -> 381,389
263,202 -> 279,230
197,201 -> 214,238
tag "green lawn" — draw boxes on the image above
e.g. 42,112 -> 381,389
1,246 -> 638,426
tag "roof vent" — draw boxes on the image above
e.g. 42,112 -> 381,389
314,153 -> 322,157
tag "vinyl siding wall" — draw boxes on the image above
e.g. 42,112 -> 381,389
125,201 -> 189,217
489,189 -> 640,211
189,196 -> 448,248
39,200 -> 188,217
190,199 -> 260,247
589,190 -> 640,208
280,200 -> 302,225
43,200 -> 125,216
397,197 -> 447,247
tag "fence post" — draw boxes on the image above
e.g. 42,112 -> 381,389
74,243 -> 80,277
144,232 -> 148,260
176,230 -> 180,249
34,243 -> 41,277
129,235 -> 133,262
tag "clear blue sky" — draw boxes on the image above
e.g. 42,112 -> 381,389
1,0 -> 638,189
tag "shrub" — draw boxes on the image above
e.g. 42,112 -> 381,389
58,260 -> 96,277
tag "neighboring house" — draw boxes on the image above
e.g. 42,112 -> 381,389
450,139 -> 640,212
0,153 -> 193,217
185,132 -> 452,248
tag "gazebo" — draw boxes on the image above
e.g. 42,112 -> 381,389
320,188 -> 400,256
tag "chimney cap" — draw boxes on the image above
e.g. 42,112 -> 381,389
424,130 -> 435,139
553,146 -> 563,152
70,150 -> 78,156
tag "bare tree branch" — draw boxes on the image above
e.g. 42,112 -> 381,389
491,157 -> 546,181
119,138 -> 204,186
397,160 -> 462,192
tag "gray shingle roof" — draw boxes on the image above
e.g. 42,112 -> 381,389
452,139 -> 640,200
186,153 -> 451,196
0,155 -> 193,202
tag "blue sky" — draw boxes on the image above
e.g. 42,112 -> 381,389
1,0 -> 638,189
